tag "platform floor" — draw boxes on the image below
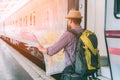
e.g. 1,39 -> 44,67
0,39 -> 55,80
0,47 -> 33,80
0,39 -> 115,80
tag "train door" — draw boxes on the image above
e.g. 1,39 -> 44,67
105,0 -> 120,80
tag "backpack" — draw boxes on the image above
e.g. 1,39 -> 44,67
69,29 -> 100,76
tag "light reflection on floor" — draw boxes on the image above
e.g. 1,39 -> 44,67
110,54 -> 120,80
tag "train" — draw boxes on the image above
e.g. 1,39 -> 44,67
0,0 -> 120,80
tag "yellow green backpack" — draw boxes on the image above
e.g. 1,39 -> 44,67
69,29 -> 100,76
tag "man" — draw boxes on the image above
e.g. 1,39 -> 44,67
38,9 -> 83,79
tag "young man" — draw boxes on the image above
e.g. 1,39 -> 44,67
38,9 -> 83,79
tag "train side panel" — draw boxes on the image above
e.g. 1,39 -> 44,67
106,0 -> 120,79
1,0 -> 68,47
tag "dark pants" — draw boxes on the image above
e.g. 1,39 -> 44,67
52,73 -> 62,80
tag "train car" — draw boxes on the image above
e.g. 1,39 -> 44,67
0,0 -> 120,80
105,0 -> 120,80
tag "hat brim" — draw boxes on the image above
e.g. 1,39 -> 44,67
65,16 -> 83,19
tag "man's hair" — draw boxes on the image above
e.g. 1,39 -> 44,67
71,18 -> 82,25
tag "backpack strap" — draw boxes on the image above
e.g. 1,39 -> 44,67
66,49 -> 75,70
66,29 -> 83,70
65,29 -> 82,70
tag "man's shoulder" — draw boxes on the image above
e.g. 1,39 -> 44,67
60,30 -> 75,39
65,30 -> 75,36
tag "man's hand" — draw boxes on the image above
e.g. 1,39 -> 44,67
38,44 -> 47,54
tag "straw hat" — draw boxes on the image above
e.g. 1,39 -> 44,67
65,9 -> 83,19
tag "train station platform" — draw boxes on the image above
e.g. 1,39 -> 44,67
0,39 -> 55,80
0,46 -> 33,80
0,38 -> 112,80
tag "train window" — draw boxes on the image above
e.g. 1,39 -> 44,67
114,0 -> 120,18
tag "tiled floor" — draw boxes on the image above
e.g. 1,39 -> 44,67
0,48 -> 33,80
